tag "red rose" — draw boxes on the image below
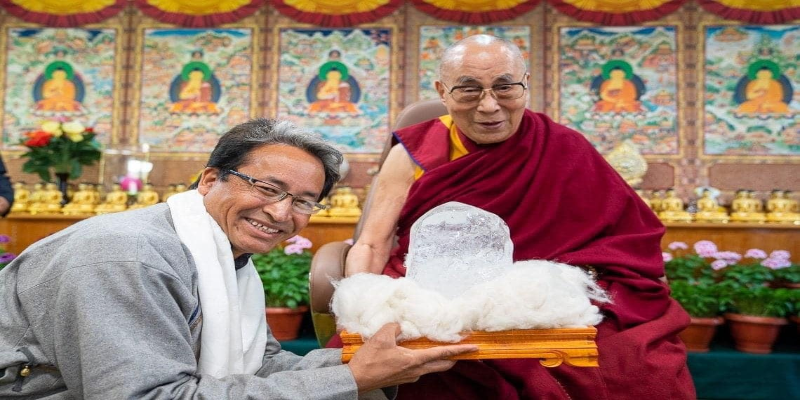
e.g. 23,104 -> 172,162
84,127 -> 94,133
23,130 -> 52,147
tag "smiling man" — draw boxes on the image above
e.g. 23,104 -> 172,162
344,35 -> 695,399
0,119 -> 476,399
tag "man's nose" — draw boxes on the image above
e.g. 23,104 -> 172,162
264,196 -> 293,222
477,89 -> 500,112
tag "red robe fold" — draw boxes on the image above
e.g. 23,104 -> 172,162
383,110 -> 695,399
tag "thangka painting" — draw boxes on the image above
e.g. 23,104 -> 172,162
1,28 -> 119,147
557,26 -> 680,155
418,26 -> 531,101
136,28 -> 254,153
276,28 -> 392,154
703,25 -> 799,156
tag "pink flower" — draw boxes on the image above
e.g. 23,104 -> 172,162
761,257 -> 792,270
713,251 -> 742,264
769,250 -> 790,261
344,238 -> 354,245
0,252 -> 15,263
285,235 -> 312,249
662,252 -> 673,262
668,241 -> 688,250
694,240 -> 718,257
0,235 -> 9,243
283,244 -> 304,255
711,260 -> 728,270
744,249 -> 767,259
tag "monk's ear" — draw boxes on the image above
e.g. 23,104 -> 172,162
434,81 -> 447,104
196,167 -> 220,195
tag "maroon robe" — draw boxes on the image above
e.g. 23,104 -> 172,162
331,110 -> 694,399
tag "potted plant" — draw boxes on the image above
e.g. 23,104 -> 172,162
769,250 -> 800,289
252,235 -> 313,341
663,241 -> 729,352
708,248 -> 799,354
668,280 -> 727,352
721,284 -> 796,354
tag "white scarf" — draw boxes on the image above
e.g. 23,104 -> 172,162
167,190 -> 267,378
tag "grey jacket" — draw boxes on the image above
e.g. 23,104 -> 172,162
0,204 -> 387,399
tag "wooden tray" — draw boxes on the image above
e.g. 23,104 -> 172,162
341,327 -> 598,368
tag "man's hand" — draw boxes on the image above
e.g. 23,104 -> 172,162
347,323 -> 478,393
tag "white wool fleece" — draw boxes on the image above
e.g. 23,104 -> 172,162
331,260 -> 610,342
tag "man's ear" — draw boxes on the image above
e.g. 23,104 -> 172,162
196,167 -> 220,195
434,80 -> 447,105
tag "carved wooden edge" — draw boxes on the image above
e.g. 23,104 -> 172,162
340,327 -> 599,368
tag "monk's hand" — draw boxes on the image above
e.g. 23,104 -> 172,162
347,323 -> 478,393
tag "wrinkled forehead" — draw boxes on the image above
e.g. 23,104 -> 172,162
441,44 -> 524,82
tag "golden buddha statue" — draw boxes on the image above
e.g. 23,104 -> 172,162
28,183 -> 63,215
62,183 -> 97,215
95,183 -> 128,214
327,186 -> 361,218
766,190 -> 800,224
161,184 -> 178,202
657,189 -> 692,222
730,189 -> 766,223
10,182 -> 30,213
650,190 -> 664,213
128,183 -> 160,210
694,189 -> 729,223
29,182 -> 46,205
90,184 -> 103,206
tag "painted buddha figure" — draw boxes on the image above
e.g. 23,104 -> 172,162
95,183 -> 128,214
62,183 -> 97,215
694,189 -> 729,223
169,59 -> 220,115
766,190 -> 800,223
730,189 -> 766,222
128,183 -> 160,210
327,186 -> 361,218
736,60 -> 790,114
10,182 -> 30,213
307,59 -> 359,115
29,183 -> 63,214
35,62 -> 82,112
657,189 -> 692,222
593,60 -> 645,114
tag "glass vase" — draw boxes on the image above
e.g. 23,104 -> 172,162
55,172 -> 70,206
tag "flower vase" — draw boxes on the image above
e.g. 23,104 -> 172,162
679,316 -> 724,352
266,306 -> 309,341
724,313 -> 788,354
55,172 -> 70,206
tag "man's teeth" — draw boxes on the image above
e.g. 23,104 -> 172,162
248,219 -> 279,233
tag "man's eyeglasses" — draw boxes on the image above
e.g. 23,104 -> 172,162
225,169 -> 327,215
441,73 -> 528,104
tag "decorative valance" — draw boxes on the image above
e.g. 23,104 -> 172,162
272,0 -> 402,27
133,0 -> 264,27
0,0 -> 126,27
697,0 -> 800,24
548,0 -> 688,25
410,0 -> 541,24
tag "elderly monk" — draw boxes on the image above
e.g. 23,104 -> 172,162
341,35 -> 695,399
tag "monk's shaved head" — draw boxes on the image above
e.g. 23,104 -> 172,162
438,34 -> 526,82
